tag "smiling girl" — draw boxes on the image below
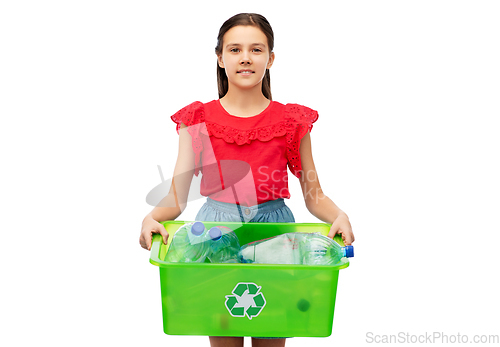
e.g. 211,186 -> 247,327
140,13 -> 355,347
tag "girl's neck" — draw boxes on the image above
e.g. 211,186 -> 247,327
220,86 -> 270,117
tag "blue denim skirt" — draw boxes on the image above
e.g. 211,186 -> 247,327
195,197 -> 295,223
195,197 -> 294,339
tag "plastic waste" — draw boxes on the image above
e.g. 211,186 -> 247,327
164,222 -> 210,263
238,232 -> 354,265
207,226 -> 241,263
238,232 -> 304,264
301,233 -> 354,265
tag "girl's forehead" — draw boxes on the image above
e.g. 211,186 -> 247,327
222,25 -> 268,47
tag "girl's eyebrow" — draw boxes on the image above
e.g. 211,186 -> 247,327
225,43 -> 266,48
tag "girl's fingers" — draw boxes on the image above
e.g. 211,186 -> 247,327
158,226 -> 169,245
146,231 -> 152,251
139,230 -> 153,251
342,230 -> 354,245
145,227 -> 169,251
327,227 -> 339,239
343,233 -> 352,245
139,233 -> 150,250
328,226 -> 355,245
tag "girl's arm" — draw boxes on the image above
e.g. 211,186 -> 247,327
298,132 -> 355,245
139,122 -> 196,250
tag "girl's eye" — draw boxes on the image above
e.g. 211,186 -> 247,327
229,48 -> 262,53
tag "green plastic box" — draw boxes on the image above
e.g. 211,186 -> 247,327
150,221 -> 350,337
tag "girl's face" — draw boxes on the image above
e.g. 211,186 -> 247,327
217,25 -> 275,94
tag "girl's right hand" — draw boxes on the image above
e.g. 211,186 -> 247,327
140,216 -> 169,251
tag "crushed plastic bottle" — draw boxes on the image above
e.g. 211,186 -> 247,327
164,222 -> 210,263
238,233 -> 304,264
207,226 -> 241,263
238,232 -> 354,265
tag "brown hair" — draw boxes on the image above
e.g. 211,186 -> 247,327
215,13 -> 274,100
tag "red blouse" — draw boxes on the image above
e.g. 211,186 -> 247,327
171,99 -> 318,206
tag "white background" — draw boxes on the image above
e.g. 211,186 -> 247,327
1,0 -> 499,346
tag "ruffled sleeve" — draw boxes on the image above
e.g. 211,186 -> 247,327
284,103 -> 319,178
170,101 -> 205,176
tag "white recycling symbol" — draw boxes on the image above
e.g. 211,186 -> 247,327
225,282 -> 266,320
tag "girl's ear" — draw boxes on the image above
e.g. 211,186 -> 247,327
217,54 -> 224,68
267,52 -> 275,69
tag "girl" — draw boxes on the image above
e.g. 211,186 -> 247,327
140,13 -> 354,347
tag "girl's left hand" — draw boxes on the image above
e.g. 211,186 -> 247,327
327,213 -> 355,245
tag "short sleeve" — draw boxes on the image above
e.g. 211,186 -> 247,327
170,101 -> 206,176
284,104 -> 319,178
171,101 -> 205,134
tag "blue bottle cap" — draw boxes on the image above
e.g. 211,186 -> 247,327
344,245 -> 354,258
209,227 -> 222,241
191,222 -> 205,236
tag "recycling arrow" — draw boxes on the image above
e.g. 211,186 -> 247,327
226,296 -> 238,310
225,282 -> 266,320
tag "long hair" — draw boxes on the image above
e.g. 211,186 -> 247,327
215,13 -> 274,100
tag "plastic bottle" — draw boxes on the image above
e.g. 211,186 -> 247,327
301,233 -> 354,265
238,232 -> 354,265
207,226 -> 241,263
238,233 -> 306,264
164,222 -> 210,263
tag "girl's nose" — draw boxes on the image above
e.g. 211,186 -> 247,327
240,54 -> 251,65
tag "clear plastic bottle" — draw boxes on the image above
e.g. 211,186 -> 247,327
301,233 -> 354,265
238,233 -> 306,264
239,232 -> 354,265
207,226 -> 241,263
164,222 -> 210,263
